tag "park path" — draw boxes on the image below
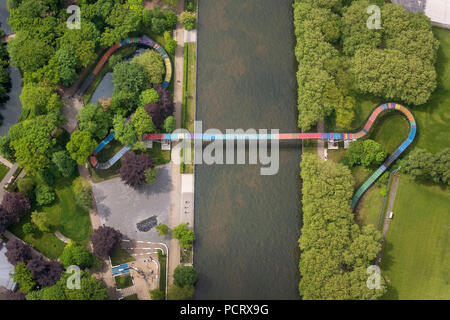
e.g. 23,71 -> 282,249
78,164 -> 120,300
317,120 -> 326,160
166,1 -> 186,289
376,174 -> 400,266
0,163 -> 18,202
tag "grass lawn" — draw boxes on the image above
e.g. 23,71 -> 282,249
410,28 -> 450,153
89,139 -> 124,183
381,176 -> 450,299
0,163 -> 9,182
145,143 -> 171,167
110,243 -> 135,266
354,184 -> 384,227
9,176 -> 92,258
115,274 -> 134,289
9,214 -> 66,259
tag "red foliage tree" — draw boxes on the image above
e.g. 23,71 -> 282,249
119,152 -> 154,188
1,192 -> 31,224
5,238 -> 32,265
0,207 -> 11,234
26,256 -> 64,287
90,226 -> 122,259
144,86 -> 175,127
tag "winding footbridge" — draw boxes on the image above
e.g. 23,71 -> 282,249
82,37 -> 416,209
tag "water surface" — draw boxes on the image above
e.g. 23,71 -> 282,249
194,0 -> 301,299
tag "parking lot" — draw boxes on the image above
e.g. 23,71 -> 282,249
92,164 -> 171,243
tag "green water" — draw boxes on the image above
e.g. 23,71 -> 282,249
194,0 -> 301,299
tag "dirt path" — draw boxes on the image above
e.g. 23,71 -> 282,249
376,173 -> 400,265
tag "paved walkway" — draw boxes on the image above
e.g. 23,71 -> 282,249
376,174 -> 400,265
0,156 -> 13,168
317,120 -> 326,160
0,163 -> 18,202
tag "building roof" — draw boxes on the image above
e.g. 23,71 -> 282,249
0,242 -> 16,291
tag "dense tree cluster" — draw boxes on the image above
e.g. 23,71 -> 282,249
293,0 -> 439,130
120,152 -> 154,188
59,241 -> 93,269
299,154 -> 385,299
344,1 -> 438,105
90,226 -> 122,259
26,270 -> 108,300
0,27 -> 11,118
402,148 -> 449,185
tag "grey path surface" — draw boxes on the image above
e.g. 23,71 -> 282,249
92,164 -> 172,243
392,0 -> 427,14
0,163 -> 17,202
376,174 -> 400,265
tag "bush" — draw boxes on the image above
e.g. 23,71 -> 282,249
139,89 -> 159,107
155,224 -> 169,236
35,185 -> 55,206
173,265 -> 198,287
17,177 -> 35,197
149,288 -> 165,300
12,262 -> 36,294
145,168 -> 158,184
132,50 -> 165,85
173,223 -> 195,249
163,115 -> 176,133
180,12 -> 196,30
22,222 -> 38,236
52,150 -> 77,178
31,211 -> 51,232
59,241 -> 93,269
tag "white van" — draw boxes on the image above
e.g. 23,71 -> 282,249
389,211 -> 394,219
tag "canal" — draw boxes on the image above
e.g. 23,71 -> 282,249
194,0 -> 301,299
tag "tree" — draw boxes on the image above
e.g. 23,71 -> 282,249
12,262 -> 36,294
343,139 -> 386,168
113,115 -> 137,145
163,115 -> 176,133
5,239 -> 32,265
31,210 -> 51,232
1,192 -> 31,223
66,130 -> 97,165
173,265 -> 198,287
26,256 -> 64,287
155,224 -> 169,236
9,114 -> 59,175
139,88 -> 159,107
145,168 -> 158,185
151,17 -> 168,35
35,185 -> 55,206
403,148 -> 450,185
165,10 -> 178,29
72,177 -> 92,212
59,241 -> 93,269
0,207 -> 11,234
90,226 -> 122,259
0,136 -> 14,161
180,12 -> 196,30
120,152 -> 154,188
168,285 -> 194,300
77,103 -> 112,139
132,50 -> 165,85
131,106 -> 156,136
17,177 -> 35,198
52,150 -> 77,178
149,288 -> 165,300
112,61 -> 148,95
173,223 -> 195,250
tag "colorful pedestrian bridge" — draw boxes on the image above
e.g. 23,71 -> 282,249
90,102 -> 416,209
